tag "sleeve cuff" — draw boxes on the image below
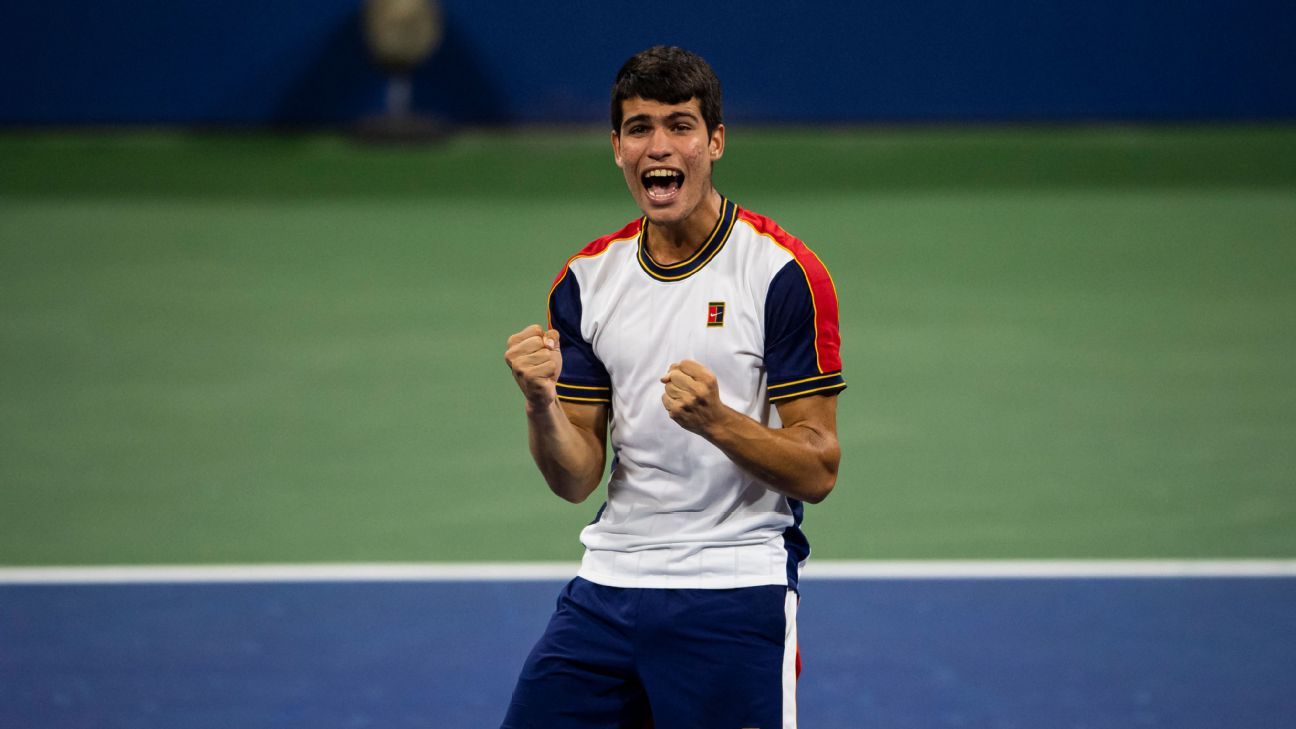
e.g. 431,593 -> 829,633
556,380 -> 612,403
767,372 -> 846,402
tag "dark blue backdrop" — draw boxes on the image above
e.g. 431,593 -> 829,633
1,0 -> 1293,125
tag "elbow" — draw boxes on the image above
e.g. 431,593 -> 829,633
800,474 -> 836,504
555,487 -> 591,504
780,461 -> 836,504
801,445 -> 840,504
549,474 -> 600,504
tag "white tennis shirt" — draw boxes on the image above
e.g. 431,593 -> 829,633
548,197 -> 845,590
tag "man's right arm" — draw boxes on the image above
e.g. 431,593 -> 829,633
505,324 -> 607,503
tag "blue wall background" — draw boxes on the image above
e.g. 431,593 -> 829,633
2,0 -> 1293,125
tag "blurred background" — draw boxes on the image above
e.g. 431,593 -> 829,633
2,0 -> 1292,564
2,1 -> 1296,726
1,1 -> 1294,726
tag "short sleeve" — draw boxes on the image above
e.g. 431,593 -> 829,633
548,267 -> 612,403
764,259 -> 846,402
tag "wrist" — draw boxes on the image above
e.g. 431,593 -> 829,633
698,404 -> 740,441
525,396 -> 558,420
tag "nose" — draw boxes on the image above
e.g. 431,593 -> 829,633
647,127 -> 672,160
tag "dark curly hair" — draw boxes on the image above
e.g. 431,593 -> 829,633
610,46 -> 723,135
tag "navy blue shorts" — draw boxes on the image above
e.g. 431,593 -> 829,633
501,577 -> 799,729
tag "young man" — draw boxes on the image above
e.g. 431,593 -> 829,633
501,46 -> 844,729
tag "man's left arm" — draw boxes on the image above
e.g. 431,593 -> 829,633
661,360 -> 840,503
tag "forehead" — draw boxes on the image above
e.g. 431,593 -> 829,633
618,96 -> 703,124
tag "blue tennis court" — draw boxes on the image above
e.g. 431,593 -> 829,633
4,571 -> 1293,728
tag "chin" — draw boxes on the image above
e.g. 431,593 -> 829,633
639,196 -> 690,224
643,202 -> 680,218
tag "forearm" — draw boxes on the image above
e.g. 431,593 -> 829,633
701,406 -> 840,504
526,400 -> 606,503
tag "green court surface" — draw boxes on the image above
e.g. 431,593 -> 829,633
2,127 -> 1294,565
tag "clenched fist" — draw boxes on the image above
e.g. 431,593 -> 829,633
505,324 -> 562,408
661,359 -> 726,435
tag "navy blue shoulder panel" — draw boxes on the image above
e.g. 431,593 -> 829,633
548,268 -> 611,403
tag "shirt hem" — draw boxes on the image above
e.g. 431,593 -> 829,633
576,566 -> 791,590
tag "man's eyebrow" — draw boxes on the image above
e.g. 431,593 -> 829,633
622,110 -> 701,127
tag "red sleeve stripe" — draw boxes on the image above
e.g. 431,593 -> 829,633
737,209 -> 842,373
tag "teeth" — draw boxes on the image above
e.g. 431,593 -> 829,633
645,170 -> 679,178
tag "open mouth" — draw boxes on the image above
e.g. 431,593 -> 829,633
642,169 -> 684,203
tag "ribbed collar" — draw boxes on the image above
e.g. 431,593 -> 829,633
636,196 -> 737,282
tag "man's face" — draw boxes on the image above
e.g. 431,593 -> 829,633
612,96 -> 725,227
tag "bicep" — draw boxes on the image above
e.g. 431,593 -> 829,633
770,393 -> 842,502
773,394 -> 840,447
559,399 -> 609,453
775,393 -> 838,431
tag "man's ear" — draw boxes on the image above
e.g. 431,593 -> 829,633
611,130 -> 624,168
709,123 -> 725,161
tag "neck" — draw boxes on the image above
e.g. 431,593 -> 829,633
644,189 -> 723,265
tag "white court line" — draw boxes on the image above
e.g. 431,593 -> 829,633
0,563 -> 580,585
1,560 -> 1295,585
802,560 -> 1296,579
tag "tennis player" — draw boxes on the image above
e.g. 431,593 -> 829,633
501,45 -> 845,729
